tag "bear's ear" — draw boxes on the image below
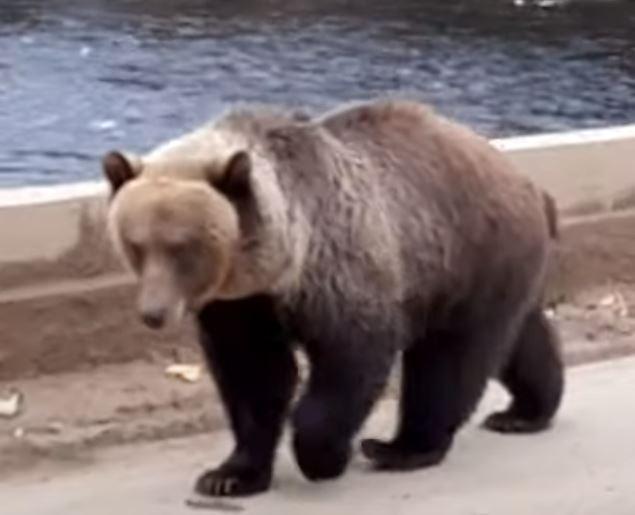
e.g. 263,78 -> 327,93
102,151 -> 142,195
213,150 -> 252,199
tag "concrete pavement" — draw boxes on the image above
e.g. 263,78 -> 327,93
2,357 -> 635,515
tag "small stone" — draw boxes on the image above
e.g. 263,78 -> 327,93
165,364 -> 202,383
599,294 -> 616,308
0,389 -> 23,419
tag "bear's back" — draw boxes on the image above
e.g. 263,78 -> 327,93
276,99 -> 551,301
312,99 -> 546,236
318,99 -> 437,139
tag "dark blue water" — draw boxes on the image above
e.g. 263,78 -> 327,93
0,0 -> 633,187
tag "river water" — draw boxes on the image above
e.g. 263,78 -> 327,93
0,0 -> 633,187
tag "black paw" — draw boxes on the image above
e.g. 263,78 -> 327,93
292,432 -> 351,481
361,438 -> 448,471
194,464 -> 271,497
483,411 -> 551,434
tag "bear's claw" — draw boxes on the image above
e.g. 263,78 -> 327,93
195,466 -> 271,497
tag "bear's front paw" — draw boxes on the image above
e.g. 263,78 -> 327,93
292,431 -> 351,481
194,464 -> 271,497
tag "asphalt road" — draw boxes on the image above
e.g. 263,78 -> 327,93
3,357 -> 635,515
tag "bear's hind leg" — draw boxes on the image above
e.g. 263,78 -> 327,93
483,308 -> 564,434
362,313 -> 519,471
195,296 -> 297,497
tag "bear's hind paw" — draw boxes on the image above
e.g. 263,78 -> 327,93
482,410 -> 552,434
361,438 -> 447,471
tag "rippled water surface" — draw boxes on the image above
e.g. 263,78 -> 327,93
0,0 -> 634,186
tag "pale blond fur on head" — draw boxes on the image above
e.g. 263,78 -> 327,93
103,108 -> 310,325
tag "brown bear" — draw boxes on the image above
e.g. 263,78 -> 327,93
102,98 -> 564,497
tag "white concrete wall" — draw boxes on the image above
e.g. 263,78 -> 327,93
492,124 -> 635,215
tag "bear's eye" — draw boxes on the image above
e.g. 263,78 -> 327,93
165,240 -> 201,270
165,241 -> 193,256
167,241 -> 201,277
128,242 -> 144,267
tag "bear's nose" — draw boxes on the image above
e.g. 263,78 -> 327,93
141,308 -> 167,330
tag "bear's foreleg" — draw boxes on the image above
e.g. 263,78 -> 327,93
291,321 -> 397,482
195,296 -> 297,497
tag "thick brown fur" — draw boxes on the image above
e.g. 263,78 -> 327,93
103,98 -> 564,497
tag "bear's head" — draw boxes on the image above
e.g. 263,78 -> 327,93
102,146 -> 289,329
